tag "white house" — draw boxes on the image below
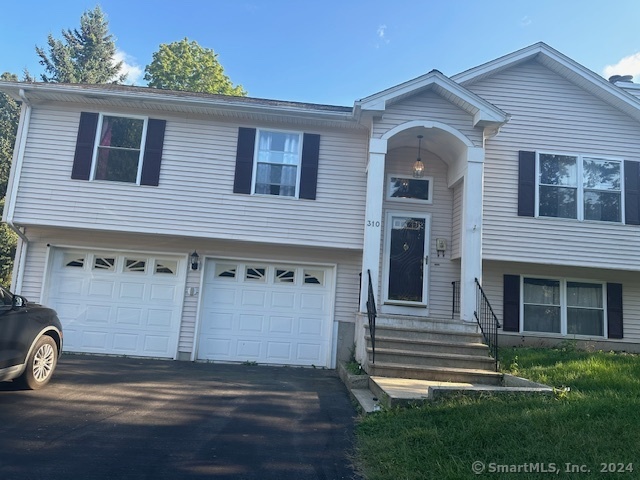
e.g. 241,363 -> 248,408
2,42 -> 640,376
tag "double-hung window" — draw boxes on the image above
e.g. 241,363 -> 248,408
537,153 -> 622,222
253,130 -> 302,197
522,277 -> 605,337
72,112 -> 166,186
92,114 -> 147,183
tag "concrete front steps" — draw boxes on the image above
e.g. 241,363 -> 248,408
343,315 -> 552,412
364,319 -> 502,386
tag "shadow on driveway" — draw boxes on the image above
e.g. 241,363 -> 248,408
0,354 -> 360,480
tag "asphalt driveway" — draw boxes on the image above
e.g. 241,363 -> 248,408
0,355 -> 359,480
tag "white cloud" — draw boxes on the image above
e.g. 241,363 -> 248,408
520,16 -> 532,27
375,24 -> 390,48
603,52 -> 640,83
114,50 -> 144,85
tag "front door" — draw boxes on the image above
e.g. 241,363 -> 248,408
383,212 -> 431,306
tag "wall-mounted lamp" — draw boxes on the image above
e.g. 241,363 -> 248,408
190,251 -> 200,270
413,134 -> 425,178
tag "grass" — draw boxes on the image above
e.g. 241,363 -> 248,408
354,346 -> 640,479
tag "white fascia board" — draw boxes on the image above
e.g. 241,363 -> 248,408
452,42 -> 640,121
451,42 -> 547,84
358,71 -> 508,126
0,82 -> 357,125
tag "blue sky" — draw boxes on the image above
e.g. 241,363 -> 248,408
2,1 -> 640,106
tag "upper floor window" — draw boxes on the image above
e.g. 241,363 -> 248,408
71,112 -> 166,187
537,153 -> 622,222
233,127 -> 320,200
253,130 -> 302,197
92,115 -> 146,183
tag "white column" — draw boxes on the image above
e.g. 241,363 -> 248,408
460,147 -> 484,322
359,138 -> 387,312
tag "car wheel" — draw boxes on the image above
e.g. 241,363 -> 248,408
18,335 -> 58,390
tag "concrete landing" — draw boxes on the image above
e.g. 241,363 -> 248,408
369,375 -> 554,408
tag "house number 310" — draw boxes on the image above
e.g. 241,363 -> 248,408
366,220 -> 381,227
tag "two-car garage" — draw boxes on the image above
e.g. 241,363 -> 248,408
43,248 -> 336,367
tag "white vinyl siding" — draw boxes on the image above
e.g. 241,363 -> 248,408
372,90 -> 483,147
380,147 -> 459,319
482,260 -> 640,343
13,106 -> 368,250
18,226 -> 362,357
467,59 -> 640,270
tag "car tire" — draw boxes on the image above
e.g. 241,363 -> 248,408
17,335 -> 58,390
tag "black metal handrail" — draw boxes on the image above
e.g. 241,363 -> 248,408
366,269 -> 377,364
474,278 -> 501,371
451,281 -> 460,319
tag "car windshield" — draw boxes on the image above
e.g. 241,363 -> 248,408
0,286 -> 13,306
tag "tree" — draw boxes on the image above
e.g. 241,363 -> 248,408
0,198 -> 17,289
0,73 -> 19,198
144,38 -> 246,96
35,6 -> 125,83
0,72 -> 20,288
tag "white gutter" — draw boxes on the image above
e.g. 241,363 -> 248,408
0,81 -> 357,124
4,89 -> 31,293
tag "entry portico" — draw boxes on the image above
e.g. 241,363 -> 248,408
356,70 -> 509,326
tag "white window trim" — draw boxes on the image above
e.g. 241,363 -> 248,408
535,151 -> 625,223
519,275 -> 608,339
90,112 -> 149,185
251,128 -> 303,199
385,174 -> 434,204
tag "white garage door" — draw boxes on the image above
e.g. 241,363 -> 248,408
197,259 -> 334,367
45,248 -> 186,358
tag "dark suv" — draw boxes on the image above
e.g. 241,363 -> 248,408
0,286 -> 63,389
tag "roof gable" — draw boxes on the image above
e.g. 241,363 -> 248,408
452,42 -> 640,124
355,70 -> 508,128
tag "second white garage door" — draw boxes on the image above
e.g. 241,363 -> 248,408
197,259 -> 335,367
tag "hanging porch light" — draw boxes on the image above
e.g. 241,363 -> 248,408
413,134 -> 425,178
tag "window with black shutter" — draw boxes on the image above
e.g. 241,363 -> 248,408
71,112 -> 165,185
233,127 -> 320,199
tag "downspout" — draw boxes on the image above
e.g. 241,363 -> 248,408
4,89 -> 31,292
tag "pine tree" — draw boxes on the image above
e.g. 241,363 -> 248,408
35,6 -> 125,83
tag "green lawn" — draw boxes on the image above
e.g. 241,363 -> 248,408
354,345 -> 640,479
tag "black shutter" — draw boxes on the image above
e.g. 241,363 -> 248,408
233,127 -> 256,194
71,112 -> 99,180
140,119 -> 166,186
607,283 -> 624,339
503,274 -> 520,332
624,161 -> 640,225
299,133 -> 320,200
518,151 -> 536,217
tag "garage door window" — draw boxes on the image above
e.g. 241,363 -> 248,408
155,260 -> 177,275
94,257 -> 116,271
275,268 -> 295,283
304,269 -> 324,285
215,264 -> 237,278
125,258 -> 147,273
246,267 -> 266,281
64,253 -> 85,268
